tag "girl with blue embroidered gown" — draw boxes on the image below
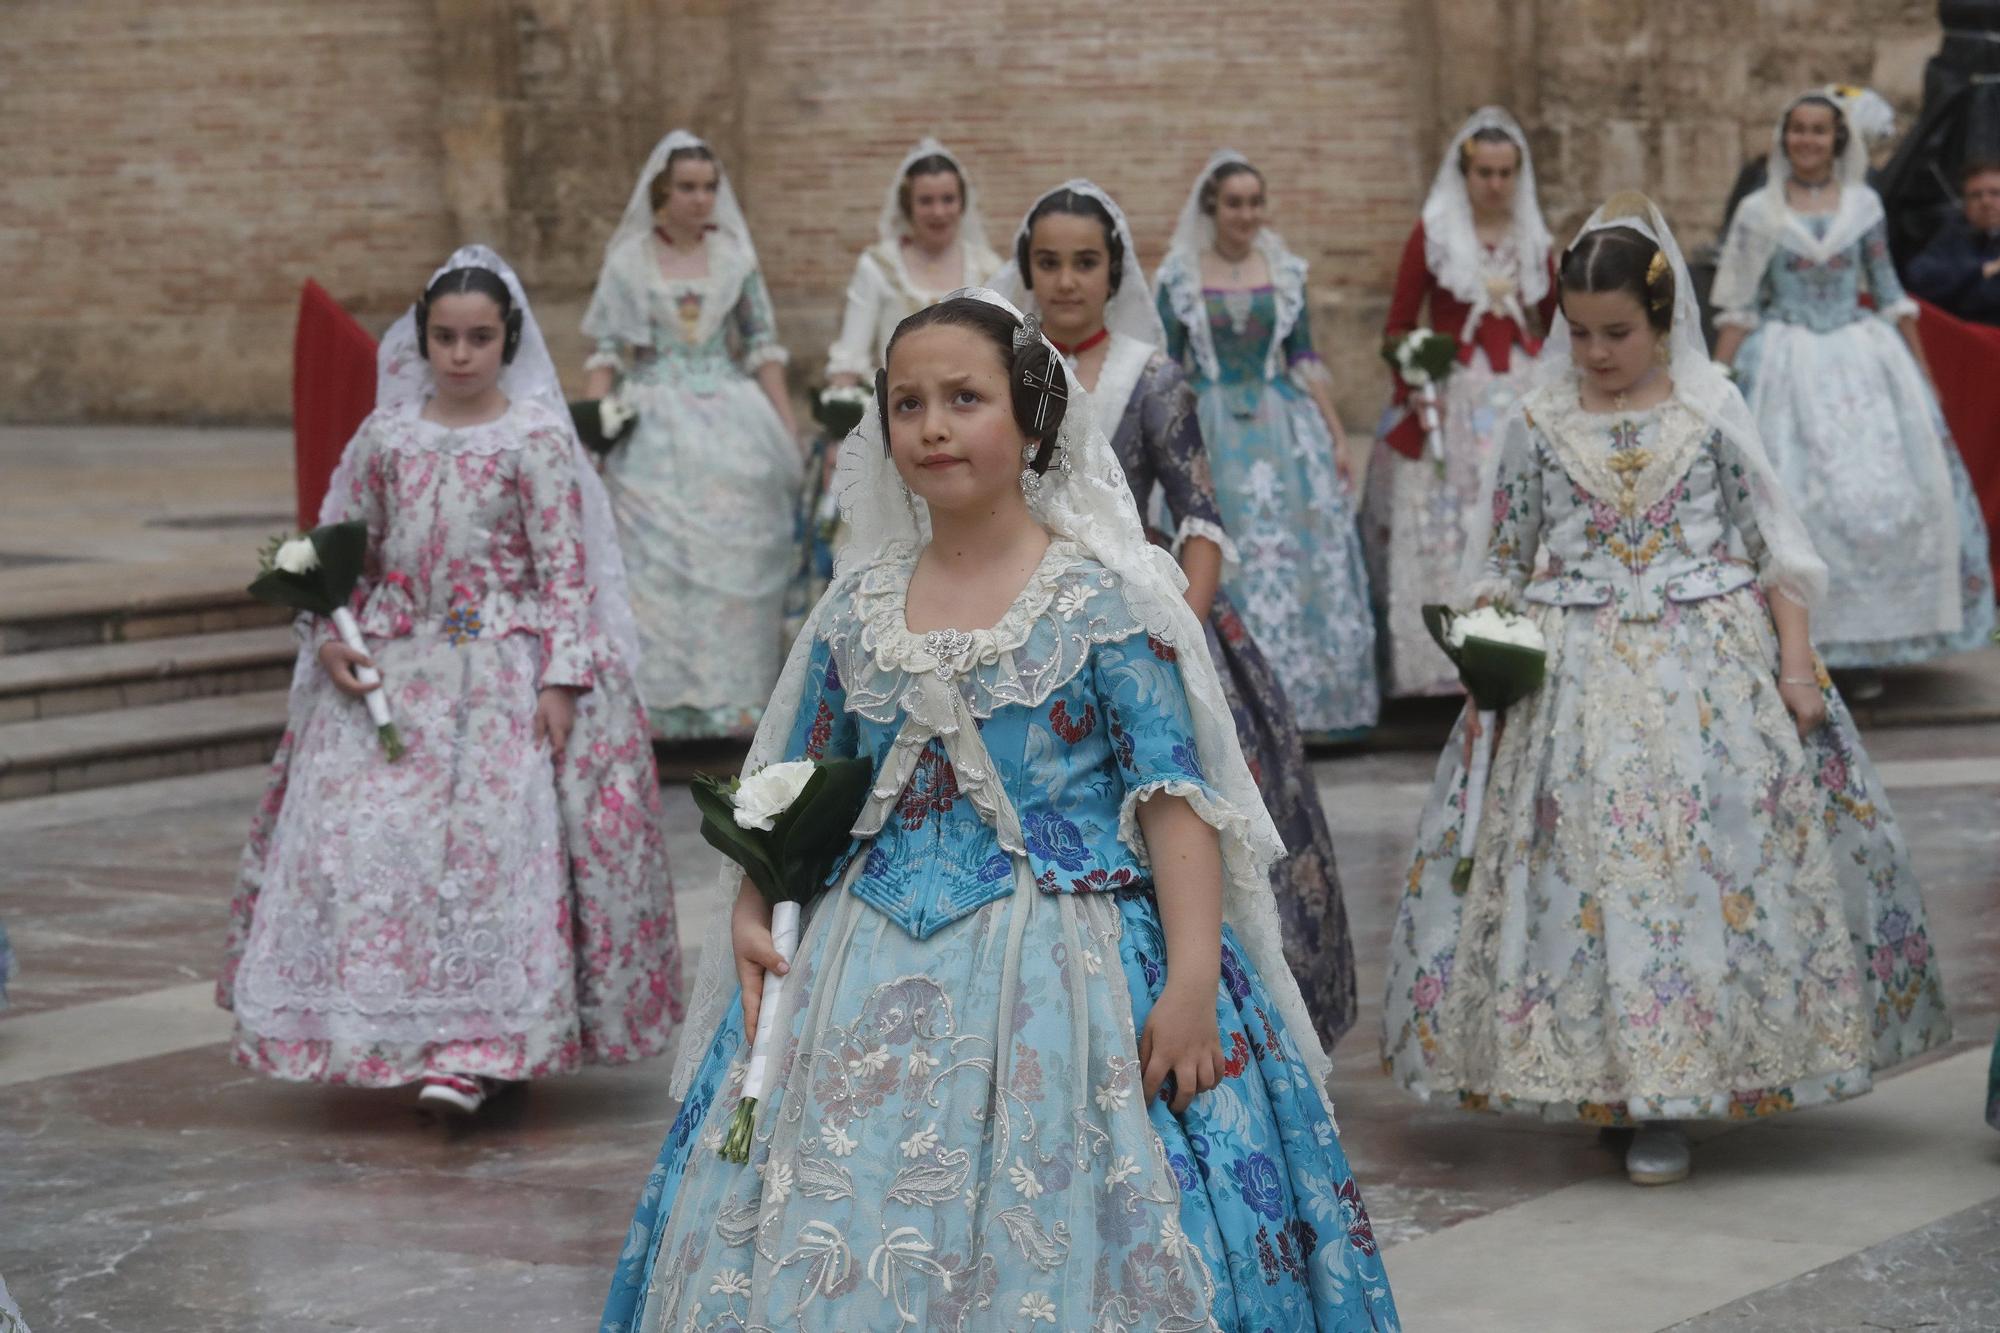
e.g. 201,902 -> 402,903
1155,152 -> 1379,737
601,290 -> 1399,1332
1713,93 -> 1995,688
996,180 -> 1357,1048
1382,196 -> 1949,1187
219,248 -> 683,1116
582,130 -> 805,739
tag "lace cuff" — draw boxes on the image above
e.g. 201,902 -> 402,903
742,342 -> 790,373
1713,309 -> 1760,331
1172,516 -> 1240,571
1878,295 -> 1919,322
1114,777 -> 1245,871
1288,355 -> 1334,393
822,344 -> 872,381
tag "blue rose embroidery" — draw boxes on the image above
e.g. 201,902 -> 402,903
1024,810 -> 1090,872
1230,1151 -> 1287,1221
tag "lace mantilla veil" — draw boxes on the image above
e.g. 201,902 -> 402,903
875,136 -> 996,262
317,244 -> 646,691
1157,149 -> 1315,385
581,129 -> 772,352
670,288 -> 1341,1110
991,178 -> 1167,349
1460,195 -> 1829,610
1421,106 -> 1553,319
1711,92 -> 1911,325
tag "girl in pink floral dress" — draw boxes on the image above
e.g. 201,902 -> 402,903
219,247 -> 683,1116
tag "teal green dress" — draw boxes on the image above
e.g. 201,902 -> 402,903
1155,254 -> 1378,735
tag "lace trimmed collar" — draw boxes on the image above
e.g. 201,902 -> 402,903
385,395 -> 562,457
855,538 -> 1089,673
1526,380 -> 1710,517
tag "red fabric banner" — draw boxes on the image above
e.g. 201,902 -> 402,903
291,280 -> 378,530
1915,297 -> 2000,585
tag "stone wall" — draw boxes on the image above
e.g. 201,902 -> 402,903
0,0 -> 1947,425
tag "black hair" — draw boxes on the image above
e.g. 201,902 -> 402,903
875,296 -> 1067,473
1783,96 -> 1851,165
1959,157 -> 2000,189
1015,188 -> 1126,297
898,153 -> 967,221
648,145 -> 719,211
1557,221 -> 1675,333
1198,160 -> 1264,216
415,266 -> 522,364
1459,126 -> 1523,174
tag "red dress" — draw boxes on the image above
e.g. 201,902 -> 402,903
1380,221 -> 1558,459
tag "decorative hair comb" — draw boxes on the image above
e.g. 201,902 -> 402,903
1645,251 -> 1668,286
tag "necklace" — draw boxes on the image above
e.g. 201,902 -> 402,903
1792,174 -> 1834,197
1049,327 -> 1108,360
1213,239 -> 1253,284
1610,365 -> 1664,415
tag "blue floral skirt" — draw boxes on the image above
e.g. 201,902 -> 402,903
601,881 -> 1398,1332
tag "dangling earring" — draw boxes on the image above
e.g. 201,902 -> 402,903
1654,340 -> 1670,365
1020,443 -> 1043,498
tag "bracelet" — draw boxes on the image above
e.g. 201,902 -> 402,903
1779,675 -> 1817,687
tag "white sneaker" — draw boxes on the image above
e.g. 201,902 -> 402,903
417,1073 -> 489,1116
1625,1121 -> 1690,1185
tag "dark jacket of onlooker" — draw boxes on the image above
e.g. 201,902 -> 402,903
1905,215 -> 2000,324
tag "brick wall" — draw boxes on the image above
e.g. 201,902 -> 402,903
0,0 -> 1947,425
1,0 -> 456,421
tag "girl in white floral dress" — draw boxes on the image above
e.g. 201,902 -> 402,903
221,247 -> 683,1116
1382,197 -> 1948,1186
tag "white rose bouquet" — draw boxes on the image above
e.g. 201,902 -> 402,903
1424,603 -> 1547,890
1383,328 -> 1460,463
690,755 -> 875,1163
249,521 -> 404,760
811,383 -> 872,442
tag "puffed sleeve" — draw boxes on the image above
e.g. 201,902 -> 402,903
1463,408 -> 1545,606
1281,287 -> 1322,369
517,421 -> 605,692
1139,361 -> 1238,565
822,252 -> 884,381
1860,215 -> 1919,321
781,636 -> 858,762
1092,631 -> 1226,859
1383,221 -> 1435,343
732,268 -> 789,372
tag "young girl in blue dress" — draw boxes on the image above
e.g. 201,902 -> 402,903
602,290 -> 1398,1331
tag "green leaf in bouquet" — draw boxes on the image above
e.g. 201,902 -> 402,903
570,399 -> 635,456
812,388 -> 868,440
773,757 -> 873,890
1421,603 -> 1464,666
1456,639 -> 1546,712
245,520 -> 370,618
691,778 -> 784,900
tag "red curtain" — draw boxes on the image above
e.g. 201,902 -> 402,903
1915,297 -> 2000,585
291,281 -> 378,530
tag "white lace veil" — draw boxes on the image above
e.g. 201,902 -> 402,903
1461,196 -> 1828,609
991,178 -> 1167,348
582,129 -> 761,349
874,136 -> 996,262
327,243 -> 646,687
1421,106 -> 1552,314
670,288 -> 1340,1108
1712,92 -> 1890,322
1157,150 -> 1313,384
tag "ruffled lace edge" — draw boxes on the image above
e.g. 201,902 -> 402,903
374,396 -> 571,459
741,342 -> 790,372
1714,309 -> 1761,330
853,538 -> 1086,678
1114,777 -> 1242,870
1171,516 -> 1240,571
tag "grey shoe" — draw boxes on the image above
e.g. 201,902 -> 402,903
1626,1121 -> 1690,1185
